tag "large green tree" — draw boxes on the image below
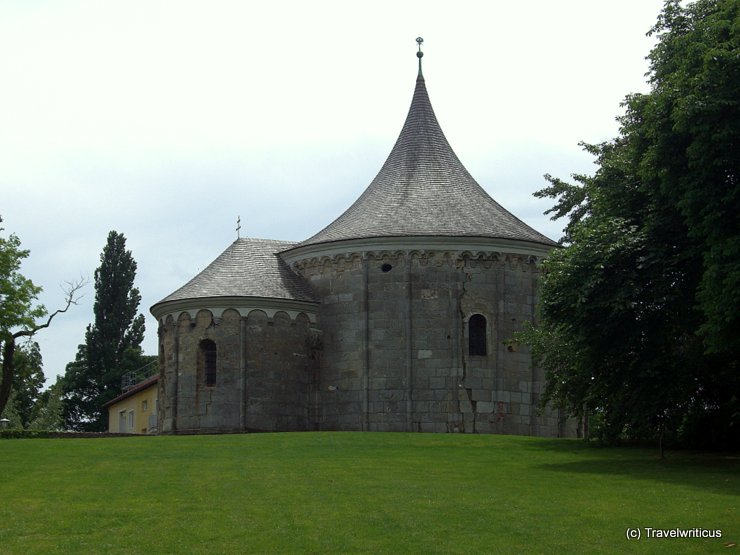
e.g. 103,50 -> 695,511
0,217 -> 82,420
62,231 -> 148,431
524,0 -> 739,449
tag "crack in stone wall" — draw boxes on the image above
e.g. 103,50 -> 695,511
458,264 -> 476,433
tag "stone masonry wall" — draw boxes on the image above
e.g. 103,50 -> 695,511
155,247 -> 576,437
157,307 -> 317,433
294,248 -> 575,437
243,309 -> 315,432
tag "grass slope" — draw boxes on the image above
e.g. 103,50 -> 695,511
0,433 -> 736,554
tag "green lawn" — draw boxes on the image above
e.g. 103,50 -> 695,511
0,433 -> 736,554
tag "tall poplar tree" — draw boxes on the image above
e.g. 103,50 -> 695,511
62,231 -> 148,431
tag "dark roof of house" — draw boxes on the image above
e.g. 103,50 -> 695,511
296,67 -> 556,249
103,375 -> 158,408
153,238 -> 318,306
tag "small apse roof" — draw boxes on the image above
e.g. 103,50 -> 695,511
296,43 -> 555,249
152,238 -> 318,309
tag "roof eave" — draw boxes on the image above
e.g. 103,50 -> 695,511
280,235 -> 556,267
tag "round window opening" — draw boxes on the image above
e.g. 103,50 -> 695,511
381,263 -> 393,273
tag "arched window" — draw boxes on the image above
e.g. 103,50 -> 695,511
468,314 -> 487,356
199,339 -> 217,387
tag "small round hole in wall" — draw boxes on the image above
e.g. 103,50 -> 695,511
381,263 -> 393,273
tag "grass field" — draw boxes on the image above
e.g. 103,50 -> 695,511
0,432 -> 736,554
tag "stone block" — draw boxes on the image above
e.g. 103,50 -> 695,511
471,389 -> 491,402
415,366 -> 436,379
370,329 -> 385,341
424,358 -> 448,369
476,401 -> 494,413
476,420 -> 493,433
370,377 -> 386,390
429,377 -> 445,389
433,389 -> 452,401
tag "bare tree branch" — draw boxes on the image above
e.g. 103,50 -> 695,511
12,278 -> 87,340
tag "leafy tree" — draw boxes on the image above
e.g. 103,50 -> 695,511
0,217 -> 82,419
62,231 -> 148,431
30,376 -> 65,431
7,342 -> 45,428
0,352 -> 65,431
646,0 -> 740,355
523,0 -> 739,450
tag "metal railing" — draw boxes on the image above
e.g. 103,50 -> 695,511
121,360 -> 158,391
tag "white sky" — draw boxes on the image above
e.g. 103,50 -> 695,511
0,0 -> 665,385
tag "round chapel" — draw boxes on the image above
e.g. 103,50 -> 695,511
151,44 -> 577,437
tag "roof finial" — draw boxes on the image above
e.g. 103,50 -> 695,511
416,36 -> 424,77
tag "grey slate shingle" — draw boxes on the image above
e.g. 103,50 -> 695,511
297,74 -> 556,248
155,238 -> 318,305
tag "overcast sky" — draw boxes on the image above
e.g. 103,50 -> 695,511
1,0 -> 665,385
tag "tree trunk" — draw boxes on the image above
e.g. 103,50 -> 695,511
0,337 -> 16,417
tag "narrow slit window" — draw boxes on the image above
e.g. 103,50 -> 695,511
200,339 -> 217,386
469,314 -> 487,356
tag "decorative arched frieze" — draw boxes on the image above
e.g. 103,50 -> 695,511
152,297 -> 318,326
295,312 -> 311,328
504,253 -> 529,271
281,235 -> 554,270
273,310 -> 292,324
367,249 -> 405,262
407,249 -> 427,265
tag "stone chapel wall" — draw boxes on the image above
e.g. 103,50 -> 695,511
157,307 -> 317,433
293,248 -> 574,437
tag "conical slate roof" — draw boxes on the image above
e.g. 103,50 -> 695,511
152,238 -> 317,309
297,65 -> 555,249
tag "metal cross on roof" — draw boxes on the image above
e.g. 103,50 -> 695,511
236,216 -> 241,239
416,37 -> 424,75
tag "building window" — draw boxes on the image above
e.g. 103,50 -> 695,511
142,399 -> 148,411
199,339 -> 217,387
469,314 -> 487,356
119,410 -> 127,433
128,410 -> 135,430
